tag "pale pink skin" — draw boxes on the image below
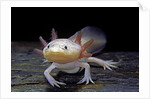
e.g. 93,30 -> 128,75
35,28 -> 118,88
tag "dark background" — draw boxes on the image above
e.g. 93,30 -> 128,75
11,7 -> 139,52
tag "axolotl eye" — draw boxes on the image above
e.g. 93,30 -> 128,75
47,45 -> 50,48
64,46 -> 67,50
59,45 -> 68,50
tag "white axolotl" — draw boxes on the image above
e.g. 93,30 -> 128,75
35,26 -> 118,87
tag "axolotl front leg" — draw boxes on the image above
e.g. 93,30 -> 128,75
44,63 -> 66,87
76,57 -> 118,84
76,61 -> 94,84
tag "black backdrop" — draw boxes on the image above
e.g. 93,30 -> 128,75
11,7 -> 139,52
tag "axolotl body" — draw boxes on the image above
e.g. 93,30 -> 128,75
35,26 -> 118,87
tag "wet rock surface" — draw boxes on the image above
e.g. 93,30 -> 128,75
11,42 -> 139,92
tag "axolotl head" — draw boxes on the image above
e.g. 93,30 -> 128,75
35,28 -> 93,64
43,39 -> 81,64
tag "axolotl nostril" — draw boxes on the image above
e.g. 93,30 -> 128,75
35,26 -> 118,88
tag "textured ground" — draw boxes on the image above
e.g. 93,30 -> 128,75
11,42 -> 139,92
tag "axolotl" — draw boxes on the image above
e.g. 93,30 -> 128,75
35,26 -> 118,87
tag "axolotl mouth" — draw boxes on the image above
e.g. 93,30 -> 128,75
43,39 -> 81,64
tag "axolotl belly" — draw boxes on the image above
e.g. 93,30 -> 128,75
35,26 -> 118,87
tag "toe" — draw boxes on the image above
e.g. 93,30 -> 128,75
104,64 -> 112,71
56,81 -> 66,85
90,78 -> 95,84
85,79 -> 89,85
50,82 -> 55,87
77,78 -> 85,84
108,64 -> 118,68
54,82 -> 60,88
